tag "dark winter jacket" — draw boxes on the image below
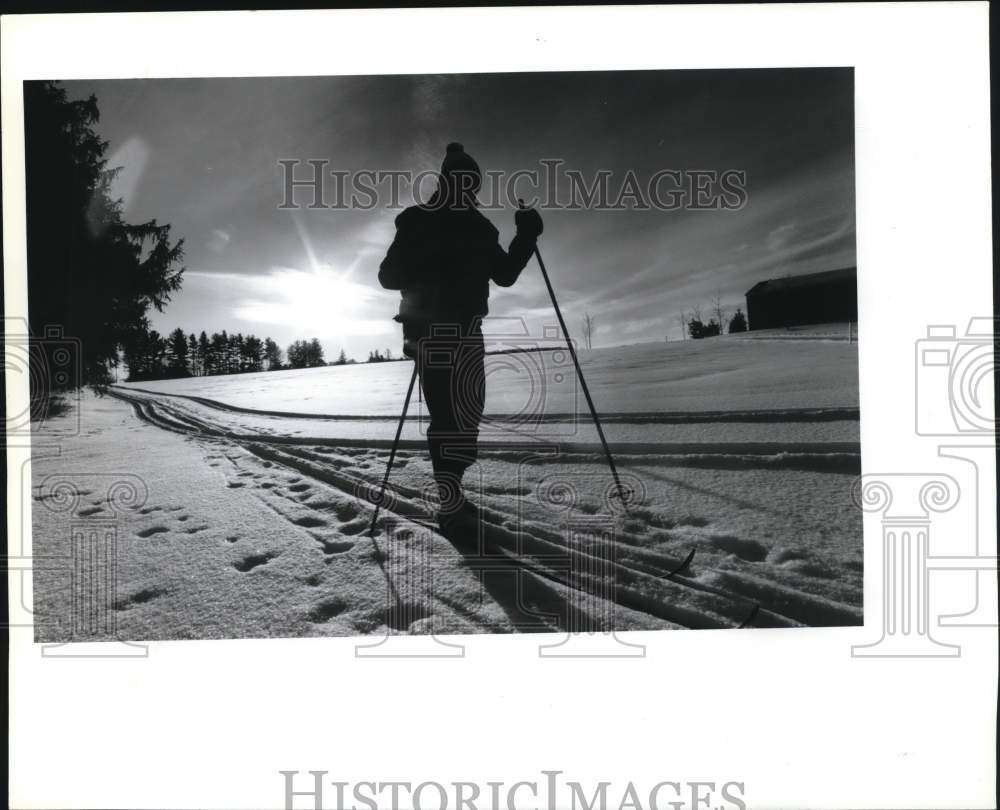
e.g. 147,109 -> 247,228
378,204 -> 536,331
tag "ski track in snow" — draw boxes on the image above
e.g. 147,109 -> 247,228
102,385 -> 863,633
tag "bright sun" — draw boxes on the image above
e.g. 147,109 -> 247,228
233,264 -> 385,336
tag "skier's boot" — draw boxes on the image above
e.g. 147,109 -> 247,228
435,473 -> 480,548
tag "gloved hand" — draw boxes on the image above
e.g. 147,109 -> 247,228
515,205 -> 544,239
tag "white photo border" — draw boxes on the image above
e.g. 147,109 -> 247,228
4,4 -> 995,809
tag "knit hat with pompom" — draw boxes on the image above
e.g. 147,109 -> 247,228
440,142 -> 481,181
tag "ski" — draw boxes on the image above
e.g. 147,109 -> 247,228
373,512 -> 765,630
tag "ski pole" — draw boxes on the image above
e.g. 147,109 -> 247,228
368,361 -> 419,536
518,199 -> 630,509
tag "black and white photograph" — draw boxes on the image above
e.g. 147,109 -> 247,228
4,5 -> 995,810
24,68 -> 860,640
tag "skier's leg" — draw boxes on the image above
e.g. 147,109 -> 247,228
436,324 -> 485,535
418,335 -> 465,512
452,324 -> 486,475
432,323 -> 485,494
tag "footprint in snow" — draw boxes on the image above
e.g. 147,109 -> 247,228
338,519 -> 367,537
114,586 -> 166,611
318,538 -> 355,555
233,551 -> 278,572
293,515 -> 327,528
307,598 -> 348,622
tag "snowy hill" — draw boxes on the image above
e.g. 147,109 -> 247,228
122,325 -> 859,417
31,327 -> 862,641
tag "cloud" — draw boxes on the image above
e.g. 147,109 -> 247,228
72,71 -> 855,355
207,229 -> 231,252
766,223 -> 797,251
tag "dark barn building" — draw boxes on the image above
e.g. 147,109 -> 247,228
745,267 -> 857,330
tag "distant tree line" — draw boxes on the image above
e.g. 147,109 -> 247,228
123,327 -> 336,381
367,347 -> 395,363
678,292 -> 748,340
122,327 -> 408,381
684,309 -> 746,339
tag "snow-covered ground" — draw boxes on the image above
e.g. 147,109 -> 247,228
31,328 -> 862,640
123,329 -> 860,416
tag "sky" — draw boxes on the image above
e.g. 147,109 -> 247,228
61,69 -> 855,359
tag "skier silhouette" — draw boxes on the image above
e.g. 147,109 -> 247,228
379,142 -> 543,535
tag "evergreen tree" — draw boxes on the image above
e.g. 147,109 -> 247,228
263,337 -> 282,370
244,335 -> 264,372
229,332 -> 244,372
219,330 -> 230,373
308,338 -> 325,366
24,81 -> 184,396
287,340 -> 305,369
198,331 -> 211,374
286,338 -> 325,369
210,331 -> 227,375
688,318 -> 721,339
123,323 -> 167,381
728,308 -> 748,333
146,329 -> 167,378
187,333 -> 199,375
166,327 -> 190,377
